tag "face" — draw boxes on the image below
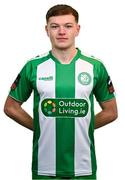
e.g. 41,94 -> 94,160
45,14 -> 80,50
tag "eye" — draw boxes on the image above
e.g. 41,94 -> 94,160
50,25 -> 59,29
65,24 -> 73,28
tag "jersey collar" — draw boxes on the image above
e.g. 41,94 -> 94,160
49,48 -> 81,64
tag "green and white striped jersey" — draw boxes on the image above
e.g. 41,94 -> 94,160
9,48 -> 115,177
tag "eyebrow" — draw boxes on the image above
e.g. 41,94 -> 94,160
50,23 -> 74,26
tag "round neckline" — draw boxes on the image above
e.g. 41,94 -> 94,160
49,48 -> 81,65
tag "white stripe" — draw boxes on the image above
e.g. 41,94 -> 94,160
37,59 -> 56,175
75,59 -> 93,175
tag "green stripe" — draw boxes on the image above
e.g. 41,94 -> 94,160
56,63 -> 75,176
32,93 -> 41,172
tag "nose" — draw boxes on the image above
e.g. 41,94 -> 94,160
58,26 -> 66,35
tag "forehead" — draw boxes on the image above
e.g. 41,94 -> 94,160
47,14 -> 76,24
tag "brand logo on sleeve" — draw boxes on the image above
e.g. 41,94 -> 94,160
41,98 -> 89,118
78,72 -> 91,85
107,76 -> 115,93
11,74 -> 21,90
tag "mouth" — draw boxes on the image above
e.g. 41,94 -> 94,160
56,38 -> 68,41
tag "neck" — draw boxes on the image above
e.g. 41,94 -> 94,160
51,47 -> 77,64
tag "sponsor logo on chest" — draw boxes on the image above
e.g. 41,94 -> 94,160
41,98 -> 89,118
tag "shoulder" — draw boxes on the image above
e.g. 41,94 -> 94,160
26,52 -> 50,66
19,52 -> 50,74
79,50 -> 104,67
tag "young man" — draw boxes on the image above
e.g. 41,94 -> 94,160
4,4 -> 118,180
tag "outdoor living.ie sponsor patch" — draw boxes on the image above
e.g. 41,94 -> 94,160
41,98 -> 89,117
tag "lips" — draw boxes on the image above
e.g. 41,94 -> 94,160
56,38 -> 68,42
56,38 -> 68,40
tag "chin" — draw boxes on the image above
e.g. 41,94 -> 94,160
55,44 -> 71,50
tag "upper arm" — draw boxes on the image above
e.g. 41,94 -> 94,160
94,62 -> 115,103
4,96 -> 22,115
9,62 -> 32,102
99,98 -> 118,119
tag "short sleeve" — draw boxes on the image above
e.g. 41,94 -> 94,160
9,62 -> 32,102
93,62 -> 115,103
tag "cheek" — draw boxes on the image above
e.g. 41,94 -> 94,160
48,31 -> 56,39
68,29 -> 79,38
49,33 -> 57,43
69,32 -> 77,39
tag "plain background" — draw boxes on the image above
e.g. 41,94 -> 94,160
0,0 -> 124,179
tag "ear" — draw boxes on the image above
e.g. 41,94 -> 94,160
76,24 -> 80,37
45,25 -> 49,37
